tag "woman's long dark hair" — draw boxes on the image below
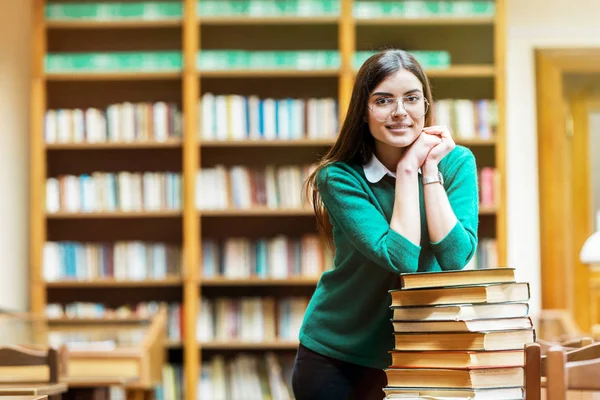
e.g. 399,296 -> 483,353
304,49 -> 435,247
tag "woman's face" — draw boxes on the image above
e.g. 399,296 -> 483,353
366,69 -> 427,149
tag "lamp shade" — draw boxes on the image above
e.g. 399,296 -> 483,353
581,211 -> 600,264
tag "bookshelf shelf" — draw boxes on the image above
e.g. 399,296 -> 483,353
199,69 -> 339,78
46,140 -> 183,150
200,208 -> 314,217
46,211 -> 182,219
201,340 -> 300,350
355,16 -> 494,26
31,1 -> 507,398
200,139 -> 335,147
201,278 -> 319,286
199,16 -> 339,25
45,20 -> 183,29
45,278 -> 182,288
45,71 -> 182,81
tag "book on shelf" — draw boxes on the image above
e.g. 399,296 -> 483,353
353,1 -> 496,19
197,50 -> 340,71
44,102 -> 183,144
199,93 -> 338,141
385,267 -> 534,399
434,99 -> 497,141
45,301 -> 183,343
466,237 -> 498,270
45,2 -> 184,21
46,171 -> 182,213
354,50 -> 451,70
196,164 -> 314,210
43,241 -> 182,282
202,235 -> 331,280
197,297 -> 307,343
45,51 -> 183,73
198,353 -> 294,400
199,0 -> 339,17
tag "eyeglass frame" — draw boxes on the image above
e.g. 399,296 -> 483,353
367,94 -> 430,122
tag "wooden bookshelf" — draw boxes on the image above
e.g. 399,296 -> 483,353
30,1 -> 506,399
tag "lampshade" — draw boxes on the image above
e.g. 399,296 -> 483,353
581,211 -> 600,264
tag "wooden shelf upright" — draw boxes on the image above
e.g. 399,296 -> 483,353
30,1 -> 506,399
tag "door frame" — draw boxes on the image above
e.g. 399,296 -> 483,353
536,48 -> 600,330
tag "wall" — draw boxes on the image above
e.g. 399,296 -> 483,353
506,0 -> 600,316
0,0 -> 31,311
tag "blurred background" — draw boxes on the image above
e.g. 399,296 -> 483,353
1,0 -> 600,399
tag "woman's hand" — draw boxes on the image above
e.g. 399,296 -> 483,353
422,126 -> 456,167
397,131 -> 442,173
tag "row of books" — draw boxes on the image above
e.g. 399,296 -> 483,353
196,164 -> 313,210
45,1 -> 494,20
159,364 -> 184,400
200,94 -> 338,141
45,301 -> 184,343
383,268 -> 532,399
354,1 -> 495,18
198,354 -> 295,400
196,297 -> 308,342
44,102 -> 183,144
479,167 -> 498,208
45,301 -> 162,320
43,97 -> 498,144
45,172 -> 182,213
465,238 -> 497,270
434,99 -> 497,140
43,241 -> 182,282
202,235 -> 332,279
44,50 -> 452,73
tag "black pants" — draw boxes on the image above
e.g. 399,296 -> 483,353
291,344 -> 387,400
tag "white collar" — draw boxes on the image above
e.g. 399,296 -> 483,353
363,154 -> 421,183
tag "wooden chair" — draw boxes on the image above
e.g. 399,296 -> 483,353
525,342 -> 600,399
0,345 -> 64,399
537,337 -> 594,354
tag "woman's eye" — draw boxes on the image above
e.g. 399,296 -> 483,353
406,96 -> 420,103
375,98 -> 393,105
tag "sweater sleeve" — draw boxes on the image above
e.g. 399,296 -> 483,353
430,148 -> 479,270
317,165 -> 420,274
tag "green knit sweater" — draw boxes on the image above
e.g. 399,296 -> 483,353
298,145 -> 479,369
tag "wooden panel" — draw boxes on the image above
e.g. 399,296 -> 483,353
200,145 -> 331,167
536,50 -> 569,309
46,217 -> 182,242
46,80 -> 182,109
201,25 -> 338,50
201,215 -> 318,238
46,286 -> 183,306
30,0 -> 47,314
182,1 -> 200,399
355,25 -> 494,65
570,94 -> 593,330
200,76 -> 338,98
338,0 -> 355,121
47,27 -> 181,52
46,148 -> 182,176
494,0 -> 507,266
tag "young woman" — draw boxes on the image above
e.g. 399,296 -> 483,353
291,49 -> 479,399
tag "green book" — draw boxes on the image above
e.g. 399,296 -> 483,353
45,2 -> 183,21
45,51 -> 183,73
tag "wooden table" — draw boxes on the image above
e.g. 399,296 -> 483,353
0,396 -> 48,400
0,383 -> 66,396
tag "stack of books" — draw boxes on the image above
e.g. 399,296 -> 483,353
384,268 -> 534,399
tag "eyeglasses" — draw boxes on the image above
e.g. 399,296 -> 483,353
368,95 -> 429,122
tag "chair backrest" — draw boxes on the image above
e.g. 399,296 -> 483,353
524,342 -> 542,400
0,345 -> 59,383
526,342 -> 600,400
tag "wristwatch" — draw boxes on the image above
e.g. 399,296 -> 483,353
422,171 -> 444,185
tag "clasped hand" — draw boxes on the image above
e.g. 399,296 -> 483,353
398,126 -> 455,172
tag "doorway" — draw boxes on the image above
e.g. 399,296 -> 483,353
536,49 -> 600,332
